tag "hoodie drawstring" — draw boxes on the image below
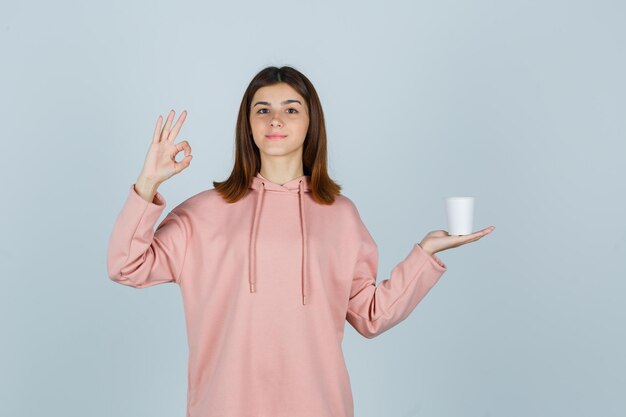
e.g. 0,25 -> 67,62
249,178 -> 309,306
299,179 -> 308,305
249,182 -> 265,295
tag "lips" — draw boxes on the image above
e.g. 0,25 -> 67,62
266,134 -> 287,140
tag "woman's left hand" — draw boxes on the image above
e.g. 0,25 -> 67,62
419,226 -> 495,255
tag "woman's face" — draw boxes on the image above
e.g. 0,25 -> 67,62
249,82 -> 310,160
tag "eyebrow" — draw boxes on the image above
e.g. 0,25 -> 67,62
253,99 -> 302,107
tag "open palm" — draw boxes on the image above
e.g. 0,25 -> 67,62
420,226 -> 495,255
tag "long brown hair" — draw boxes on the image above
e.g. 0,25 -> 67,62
213,65 -> 342,205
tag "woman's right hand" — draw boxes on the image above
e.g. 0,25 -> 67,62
137,109 -> 193,186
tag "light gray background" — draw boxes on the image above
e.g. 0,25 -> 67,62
1,0 -> 624,416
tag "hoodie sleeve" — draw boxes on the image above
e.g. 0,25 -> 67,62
107,184 -> 188,288
345,213 -> 447,339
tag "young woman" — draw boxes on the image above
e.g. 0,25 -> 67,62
107,65 -> 494,417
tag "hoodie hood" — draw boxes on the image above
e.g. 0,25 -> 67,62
249,172 -> 312,306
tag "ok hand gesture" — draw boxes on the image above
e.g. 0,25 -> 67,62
138,109 -> 193,186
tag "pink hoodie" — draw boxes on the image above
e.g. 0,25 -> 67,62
107,171 -> 447,417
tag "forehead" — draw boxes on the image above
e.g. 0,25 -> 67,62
252,83 -> 304,102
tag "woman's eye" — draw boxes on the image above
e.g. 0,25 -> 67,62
257,108 -> 298,114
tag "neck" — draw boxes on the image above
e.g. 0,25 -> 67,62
259,159 -> 305,186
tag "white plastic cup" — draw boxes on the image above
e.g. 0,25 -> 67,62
445,197 -> 474,236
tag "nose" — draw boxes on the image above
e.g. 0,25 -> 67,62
270,115 -> 283,127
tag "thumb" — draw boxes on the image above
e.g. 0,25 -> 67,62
174,154 -> 193,173
431,230 -> 449,237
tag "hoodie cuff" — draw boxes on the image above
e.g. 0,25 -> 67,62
413,243 -> 447,271
130,183 -> 166,207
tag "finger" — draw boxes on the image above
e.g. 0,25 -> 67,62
455,235 -> 479,247
167,110 -> 187,142
463,231 -> 489,244
160,110 -> 175,142
469,227 -> 494,238
174,155 -> 193,173
478,226 -> 494,237
176,140 -> 192,156
152,115 -> 163,144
